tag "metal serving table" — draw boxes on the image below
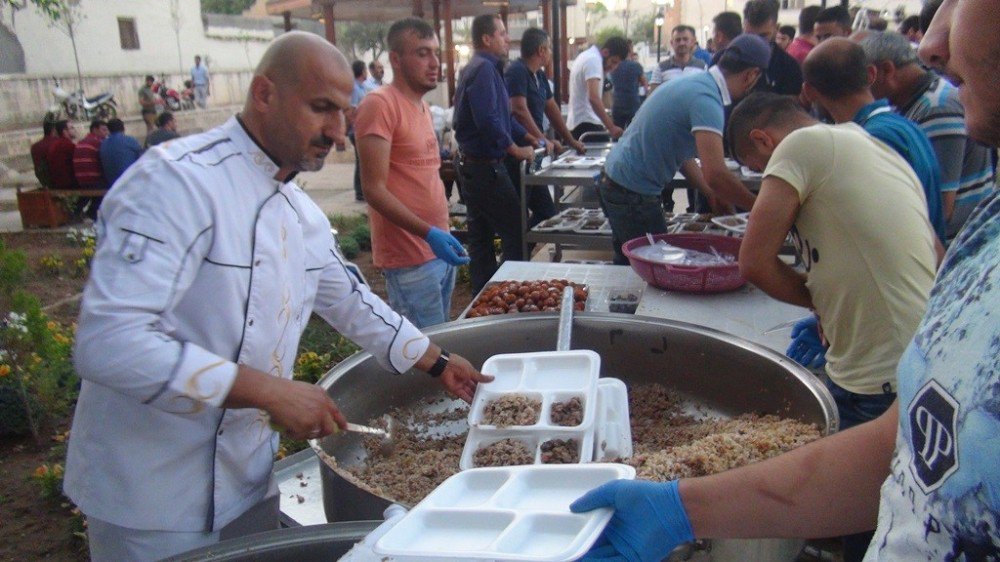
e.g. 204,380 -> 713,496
520,149 -> 764,261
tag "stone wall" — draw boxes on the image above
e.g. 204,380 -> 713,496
0,70 -> 253,130
0,105 -> 240,174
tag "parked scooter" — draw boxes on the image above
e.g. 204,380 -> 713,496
153,75 -> 183,112
48,77 -> 118,121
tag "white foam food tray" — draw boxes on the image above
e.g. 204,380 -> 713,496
373,463 -> 636,562
461,351 -> 601,471
533,217 -> 583,233
710,214 -> 748,234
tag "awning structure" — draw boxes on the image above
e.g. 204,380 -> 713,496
264,0 -> 577,105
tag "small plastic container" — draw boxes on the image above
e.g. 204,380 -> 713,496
593,378 -> 633,461
373,463 -> 636,561
607,290 -> 640,314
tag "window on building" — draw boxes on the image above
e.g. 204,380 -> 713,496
118,18 -> 139,50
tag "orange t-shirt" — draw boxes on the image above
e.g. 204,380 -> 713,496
354,85 -> 449,270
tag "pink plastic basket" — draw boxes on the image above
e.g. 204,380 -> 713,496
622,233 -> 746,293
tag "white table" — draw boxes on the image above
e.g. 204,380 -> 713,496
476,261 -> 808,354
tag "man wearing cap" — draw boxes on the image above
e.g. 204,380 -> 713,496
598,34 -> 768,264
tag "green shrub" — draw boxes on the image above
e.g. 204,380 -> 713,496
0,240 -> 27,297
0,293 -> 77,440
338,235 -> 360,259
351,223 -> 372,251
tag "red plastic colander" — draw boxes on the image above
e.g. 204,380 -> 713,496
621,233 -> 746,293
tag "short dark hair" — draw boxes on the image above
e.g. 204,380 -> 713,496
107,118 -> 125,133
368,60 -> 380,71
145,74 -> 155,82
352,60 -> 366,78
867,16 -> 888,31
803,40 -> 870,100
471,14 -> 499,50
156,112 -> 174,128
898,15 -> 920,35
521,27 -> 549,58
717,48 -> 760,74
919,0 -> 942,34
671,24 -> 696,37
799,6 -> 822,34
601,35 -> 629,59
387,17 -> 436,54
54,120 -> 69,136
743,0 -> 779,27
42,119 -> 55,136
816,6 -> 852,30
90,119 -> 107,132
713,12 -> 743,41
779,25 -> 796,40
727,92 -> 808,159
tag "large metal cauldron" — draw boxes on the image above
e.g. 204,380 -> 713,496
161,521 -> 380,561
313,314 -> 838,560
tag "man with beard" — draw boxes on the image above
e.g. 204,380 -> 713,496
355,18 -> 469,328
569,2 -> 1000,559
64,31 -> 490,562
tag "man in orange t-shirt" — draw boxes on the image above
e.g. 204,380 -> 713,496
354,17 -> 469,328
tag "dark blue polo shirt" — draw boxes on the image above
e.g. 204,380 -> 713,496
453,52 -> 528,160
504,58 -> 552,132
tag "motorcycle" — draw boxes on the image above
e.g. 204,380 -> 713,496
153,75 -> 183,112
48,77 -> 118,121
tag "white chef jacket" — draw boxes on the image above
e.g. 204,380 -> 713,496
64,116 -> 430,532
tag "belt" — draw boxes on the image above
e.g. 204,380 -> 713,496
459,154 -> 500,164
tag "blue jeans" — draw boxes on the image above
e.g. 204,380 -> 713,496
825,378 -> 895,561
825,377 -> 896,431
383,259 -> 455,328
598,175 -> 669,265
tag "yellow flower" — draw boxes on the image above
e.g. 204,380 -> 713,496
0,364 -> 10,377
33,465 -> 50,478
47,321 -> 58,331
54,333 -> 70,344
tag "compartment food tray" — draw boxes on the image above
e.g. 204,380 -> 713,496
462,351 -> 601,471
373,463 -> 636,561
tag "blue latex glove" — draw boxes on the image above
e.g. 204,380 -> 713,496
425,226 -> 470,266
570,479 -> 694,562
787,316 -> 827,369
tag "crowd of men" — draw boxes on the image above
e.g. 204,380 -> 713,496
24,1 -> 998,559
28,114 -> 168,220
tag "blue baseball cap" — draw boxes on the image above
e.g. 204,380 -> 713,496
723,34 -> 772,69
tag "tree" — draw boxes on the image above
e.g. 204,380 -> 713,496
338,21 -> 390,63
1,0 -> 65,22
201,0 -> 254,15
630,13 -> 656,47
594,25 -> 625,50
584,1 -> 609,39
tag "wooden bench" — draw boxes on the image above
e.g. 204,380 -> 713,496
16,186 -> 109,228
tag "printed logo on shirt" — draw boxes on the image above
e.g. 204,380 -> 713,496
908,379 -> 959,494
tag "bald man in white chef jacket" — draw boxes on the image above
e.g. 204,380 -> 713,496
63,32 -> 491,562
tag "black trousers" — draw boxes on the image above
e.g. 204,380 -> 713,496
457,159 -> 524,293
571,122 -> 606,141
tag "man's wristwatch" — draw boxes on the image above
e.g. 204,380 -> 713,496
428,349 -> 451,378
